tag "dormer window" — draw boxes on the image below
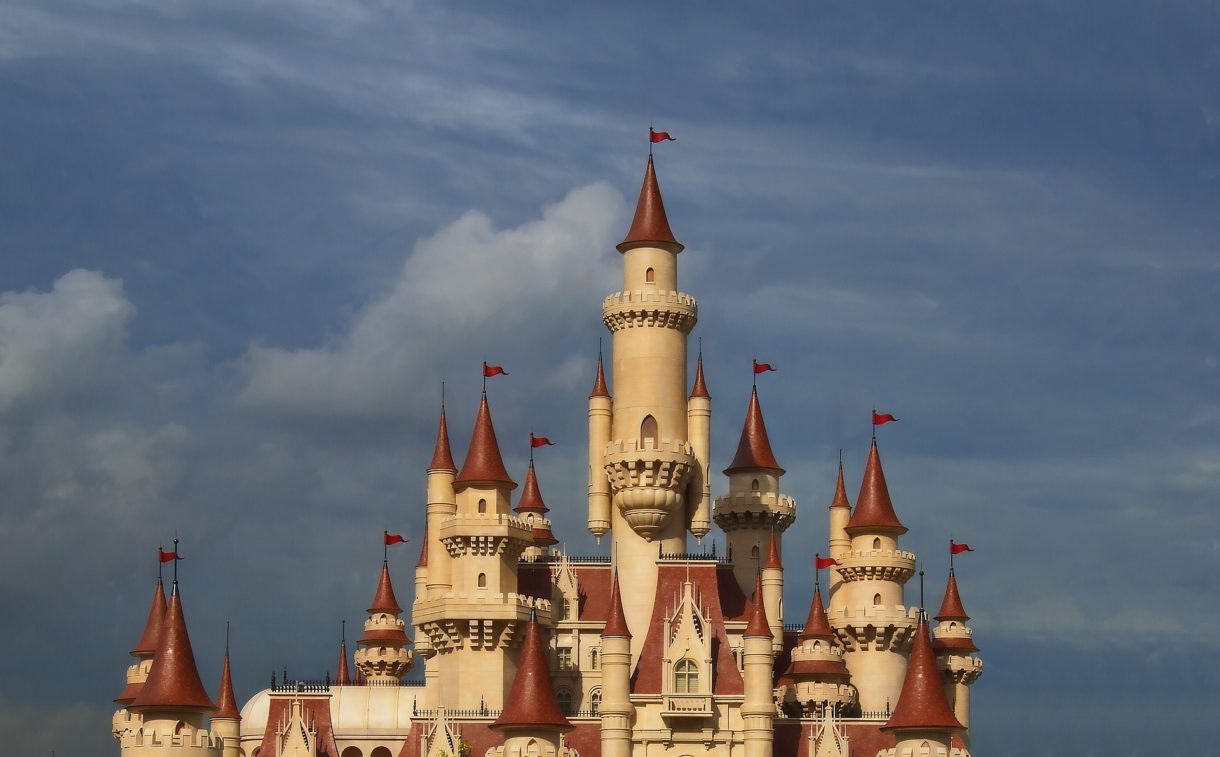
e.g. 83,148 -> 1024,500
673,658 -> 699,693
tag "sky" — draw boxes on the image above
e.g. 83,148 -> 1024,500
1,1 -> 1218,754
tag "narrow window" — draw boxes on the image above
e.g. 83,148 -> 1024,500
556,689 -> 573,716
590,689 -> 601,715
751,545 -> 760,559
873,593 -> 882,606
872,537 -> 881,550
590,648 -> 599,669
478,498 -> 487,514
478,573 -> 487,589
673,659 -> 699,694
949,622 -> 957,631
562,598 -> 573,620
558,647 -> 573,670
640,415 -> 658,448
751,478 -> 760,491
645,267 -> 655,283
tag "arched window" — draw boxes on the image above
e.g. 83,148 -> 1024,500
371,748 -> 394,757
557,688 -> 573,715
341,748 -> 363,757
645,267 -> 655,283
379,646 -> 387,655
750,545 -> 760,559
526,740 -> 541,757
562,598 -> 573,619
673,659 -> 699,693
640,415 -> 658,448
478,573 -> 488,588
872,537 -> 881,550
590,688 -> 602,715
751,478 -> 760,491
478,498 -> 487,514
590,648 -> 599,670
949,622 -> 957,631
873,593 -> 882,606
919,742 -> 931,757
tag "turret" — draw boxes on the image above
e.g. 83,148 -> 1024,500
761,529 -> 784,652
933,571 -> 983,743
713,385 -> 796,595
112,576 -> 167,741
414,523 -> 430,610
517,458 -> 558,559
781,584 -> 856,716
830,439 -> 917,714
489,611 -> 575,757
599,573 -> 633,757
826,456 -> 852,612
686,351 -> 712,541
881,615 -> 964,757
355,561 -> 414,680
335,622 -> 350,685
742,573 -> 775,757
425,404 -> 457,600
212,642 -> 241,757
587,350 -> 613,539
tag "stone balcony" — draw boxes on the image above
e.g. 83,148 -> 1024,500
604,438 -> 695,541
712,490 -> 796,531
833,548 -> 917,583
660,694 -> 713,720
602,289 -> 698,333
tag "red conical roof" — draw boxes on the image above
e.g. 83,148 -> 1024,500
845,440 -> 906,535
618,155 -> 682,253
214,654 -> 240,720
492,616 -> 572,731
935,573 -> 970,622
455,394 -> 516,490
603,572 -> 631,638
531,524 -> 559,546
690,353 -> 710,399
429,406 -> 457,473
367,562 -> 402,615
131,578 -> 168,656
883,617 -> 963,732
763,530 -> 782,570
515,461 -> 548,514
744,573 -> 771,638
416,525 -> 429,569
724,387 -> 784,475
830,460 -> 851,510
336,640 -> 350,685
130,585 -> 215,713
590,351 -> 611,399
798,588 -> 835,641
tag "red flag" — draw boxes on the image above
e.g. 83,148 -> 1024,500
649,128 -> 676,143
753,360 -> 776,374
158,548 -> 180,563
815,555 -> 839,570
384,532 -> 408,546
483,362 -> 508,377
872,411 -> 899,426
950,540 -> 973,555
530,434 -> 555,448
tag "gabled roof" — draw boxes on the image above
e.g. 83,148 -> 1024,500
589,351 -> 610,399
744,573 -> 771,638
763,529 -> 782,570
845,440 -> 907,535
883,617 -> 963,732
617,155 -> 682,253
724,387 -> 785,476
367,562 -> 402,615
454,394 -> 516,490
690,353 -> 710,399
130,584 -> 215,713
603,571 -> 631,639
798,588 -> 835,641
429,406 -> 457,473
214,653 -> 240,720
935,573 -> 970,622
830,459 -> 851,510
131,578 -> 167,656
492,616 -> 572,731
515,460 -> 548,514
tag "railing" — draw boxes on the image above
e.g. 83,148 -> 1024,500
783,623 -> 805,632
269,675 -> 423,692
414,707 -> 501,719
658,543 -> 731,564
521,554 -> 611,565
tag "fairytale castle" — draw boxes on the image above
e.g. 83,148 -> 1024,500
111,154 -> 983,757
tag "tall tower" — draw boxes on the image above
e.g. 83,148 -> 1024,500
933,571 -> 983,744
825,457 -> 852,613
598,573 -> 633,757
831,440 -> 917,714
592,155 -> 700,648
741,573 -> 776,757
713,385 -> 796,595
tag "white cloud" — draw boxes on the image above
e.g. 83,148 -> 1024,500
0,269 -> 133,412
236,182 -> 624,420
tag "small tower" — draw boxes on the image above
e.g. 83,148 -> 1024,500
825,457 -> 852,613
782,583 -> 856,716
425,403 -> 458,600
933,571 -> 983,743
880,615 -> 964,757
212,638 -> 241,757
113,575 -> 167,739
488,611 -> 575,757
741,573 -> 776,757
599,573 -> 633,757
355,561 -> 414,680
335,622 -> 350,685
587,349 -> 613,539
516,458 -> 559,559
686,351 -> 712,541
713,385 -> 796,595
761,529 -> 785,652
831,439 -> 917,714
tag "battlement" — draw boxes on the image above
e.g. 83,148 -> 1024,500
413,592 -> 550,627
834,548 -> 917,583
117,723 -> 219,750
602,289 -> 698,333
712,490 -> 797,530
829,604 -> 919,625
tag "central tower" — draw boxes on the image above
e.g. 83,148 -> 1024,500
588,155 -> 705,650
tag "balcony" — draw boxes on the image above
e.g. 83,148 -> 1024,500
661,694 -> 713,720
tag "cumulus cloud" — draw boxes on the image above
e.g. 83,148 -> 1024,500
0,269 -> 133,412
236,182 -> 624,420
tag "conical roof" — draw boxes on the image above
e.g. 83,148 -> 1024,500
492,615 -> 572,731
214,653 -> 240,720
763,530 -> 782,570
830,459 -> 851,510
130,584 -> 216,713
336,640 -> 350,685
131,578 -> 168,656
590,351 -> 610,399
454,394 -> 516,490
935,573 -> 970,622
690,353 -> 710,399
744,573 -> 771,638
617,155 -> 682,253
415,525 -> 429,569
531,523 -> 559,546
429,406 -> 457,473
845,440 -> 907,535
883,617 -> 963,732
798,588 -> 835,641
515,460 -> 548,514
603,572 -> 631,638
367,562 -> 402,615
724,387 -> 784,475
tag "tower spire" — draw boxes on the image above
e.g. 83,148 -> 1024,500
590,343 -> 610,398
429,399 -> 457,473
130,582 -> 215,713
618,155 -> 682,253
723,386 -> 784,475
492,614 -> 572,731
455,393 -> 516,489
214,626 -> 240,720
883,617 -> 963,732
690,348 -> 710,399
844,439 -> 907,535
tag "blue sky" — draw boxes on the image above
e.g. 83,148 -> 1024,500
1,2 -> 1218,754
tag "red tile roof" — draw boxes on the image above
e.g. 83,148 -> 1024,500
618,155 -> 682,253
214,653 -> 240,720
883,618 -> 963,732
724,387 -> 785,475
415,524 -> 428,569
935,573 -> 970,622
589,351 -> 610,399
367,562 -> 403,615
258,696 -> 340,757
131,578 -> 167,656
763,530 -> 782,570
745,572 -> 772,638
845,440 -> 907,535
429,406 -> 457,473
336,640 -> 349,685
690,353 -> 710,399
830,459 -> 851,510
492,616 -> 572,731
130,585 -> 215,713
455,393 -> 516,490
515,461 -> 548,514
797,588 -> 835,641
603,571 -> 631,638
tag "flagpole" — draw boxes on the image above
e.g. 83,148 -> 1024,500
158,545 -> 163,583
918,566 -> 925,614
950,538 -> 955,574
172,537 -> 179,584
383,531 -> 388,563
752,355 -> 757,389
482,361 -> 487,394
649,122 -> 653,158
871,408 -> 877,441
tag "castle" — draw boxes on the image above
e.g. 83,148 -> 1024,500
111,153 -> 983,757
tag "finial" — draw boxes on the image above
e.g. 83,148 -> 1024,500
441,381 -> 445,411
225,620 -> 230,656
172,537 -> 179,585
341,618 -> 346,645
918,567 -> 925,614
